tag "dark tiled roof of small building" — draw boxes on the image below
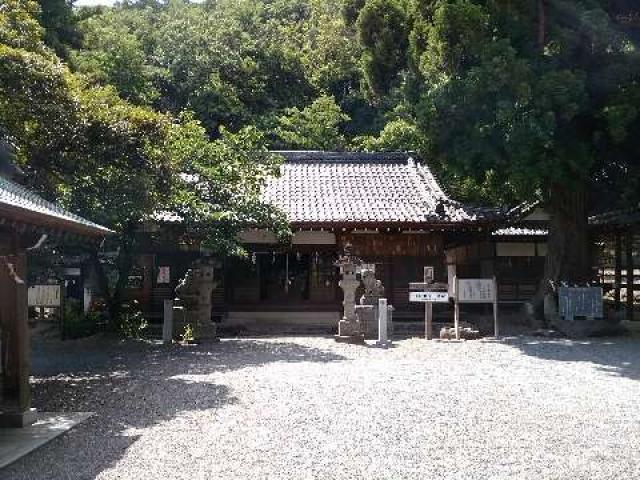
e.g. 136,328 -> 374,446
262,151 -> 501,226
589,207 -> 640,227
0,176 -> 112,237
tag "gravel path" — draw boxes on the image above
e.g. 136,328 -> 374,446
4,335 -> 640,479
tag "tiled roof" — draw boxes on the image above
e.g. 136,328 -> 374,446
262,151 -> 500,226
0,176 -> 112,237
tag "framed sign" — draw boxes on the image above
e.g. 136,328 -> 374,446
410,291 -> 449,303
453,277 -> 499,340
457,279 -> 496,303
424,266 -> 434,282
28,285 -> 61,307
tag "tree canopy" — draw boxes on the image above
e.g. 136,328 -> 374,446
0,0 -> 288,324
357,0 -> 640,291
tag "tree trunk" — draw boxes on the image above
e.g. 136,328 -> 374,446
538,0 -> 547,49
531,182 -> 592,324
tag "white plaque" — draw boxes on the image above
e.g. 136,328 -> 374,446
410,291 -> 450,303
157,266 -> 171,284
457,279 -> 495,303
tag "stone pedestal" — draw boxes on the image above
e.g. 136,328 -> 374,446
356,270 -> 386,339
0,408 -> 37,428
174,258 -> 218,342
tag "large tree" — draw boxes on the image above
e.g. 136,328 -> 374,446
358,0 -> 640,316
0,0 -> 287,327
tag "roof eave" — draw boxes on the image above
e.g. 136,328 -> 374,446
0,203 -> 113,238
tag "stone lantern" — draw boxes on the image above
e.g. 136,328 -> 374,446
335,244 -> 365,344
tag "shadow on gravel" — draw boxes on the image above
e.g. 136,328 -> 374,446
4,337 -> 345,480
502,336 -> 640,382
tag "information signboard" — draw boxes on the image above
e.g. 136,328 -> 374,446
457,279 -> 496,303
410,291 -> 450,303
453,277 -> 499,340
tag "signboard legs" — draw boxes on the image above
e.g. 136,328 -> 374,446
493,276 -> 499,338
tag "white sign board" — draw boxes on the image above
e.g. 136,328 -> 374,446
457,279 -> 496,303
410,291 -> 450,303
28,285 -> 61,307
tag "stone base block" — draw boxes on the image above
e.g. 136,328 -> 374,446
440,326 -> 481,340
334,333 -> 365,344
0,408 -> 37,428
338,319 -> 361,337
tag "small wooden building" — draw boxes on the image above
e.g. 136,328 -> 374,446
0,174 -> 111,426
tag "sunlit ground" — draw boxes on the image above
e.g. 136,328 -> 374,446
5,334 -> 640,479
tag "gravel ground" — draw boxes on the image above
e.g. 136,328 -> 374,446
3,334 -> 640,480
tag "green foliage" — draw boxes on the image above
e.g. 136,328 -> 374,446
38,0 -> 81,58
0,0 -> 45,53
115,301 -> 147,338
69,0 -> 376,142
353,117 -> 427,153
168,119 -> 290,254
357,0 -> 409,96
181,323 -> 194,343
357,0 -> 640,208
71,12 -> 159,104
275,95 -> 350,150
63,301 -> 101,339
0,2 -> 291,321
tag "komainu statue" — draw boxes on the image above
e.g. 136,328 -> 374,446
174,257 -> 218,341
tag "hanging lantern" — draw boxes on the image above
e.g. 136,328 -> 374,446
251,252 -> 257,265
296,251 -> 301,261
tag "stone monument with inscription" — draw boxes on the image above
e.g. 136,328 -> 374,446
174,257 -> 218,341
335,244 -> 365,344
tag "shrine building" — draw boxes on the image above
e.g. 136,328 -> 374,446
215,151 -> 507,327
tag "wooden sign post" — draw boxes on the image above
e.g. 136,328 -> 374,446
453,276 -> 499,340
409,267 -> 448,340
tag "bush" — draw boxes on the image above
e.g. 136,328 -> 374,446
63,301 -> 99,339
115,301 -> 148,338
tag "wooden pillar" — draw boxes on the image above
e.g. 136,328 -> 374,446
615,231 -> 622,311
626,229 -> 634,320
0,242 -> 34,426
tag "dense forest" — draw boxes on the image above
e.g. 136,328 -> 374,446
2,0 -> 640,319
